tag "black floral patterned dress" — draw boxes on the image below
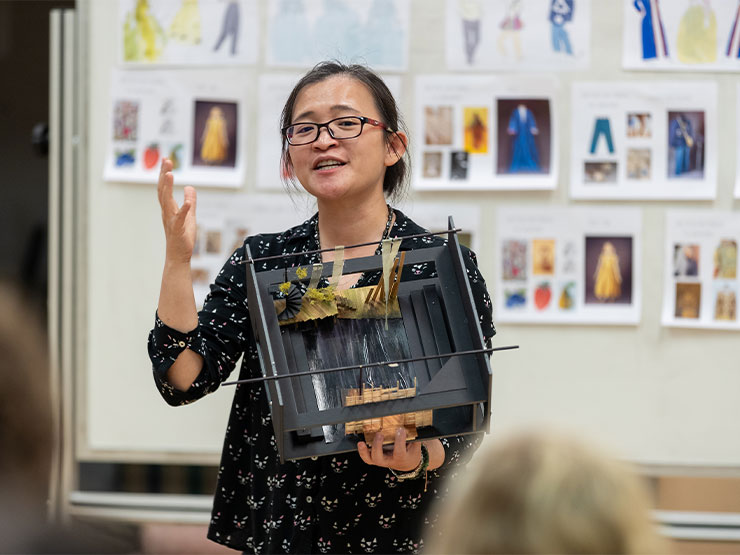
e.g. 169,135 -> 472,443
148,209 -> 495,554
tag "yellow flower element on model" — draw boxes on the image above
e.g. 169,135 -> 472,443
278,282 -> 292,294
295,267 -> 308,280
306,287 -> 335,303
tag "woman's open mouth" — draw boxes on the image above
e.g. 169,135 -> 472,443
314,160 -> 346,171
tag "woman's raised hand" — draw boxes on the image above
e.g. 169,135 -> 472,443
157,158 -> 197,264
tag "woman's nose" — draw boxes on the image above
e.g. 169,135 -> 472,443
313,125 -> 337,148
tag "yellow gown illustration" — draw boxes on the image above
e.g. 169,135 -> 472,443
123,0 -> 166,62
593,241 -> 622,301
200,107 -> 229,164
169,0 -> 202,44
677,1 -> 717,64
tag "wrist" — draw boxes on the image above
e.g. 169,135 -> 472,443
390,444 -> 429,480
164,256 -> 193,271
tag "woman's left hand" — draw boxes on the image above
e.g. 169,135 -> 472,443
358,428 -> 442,472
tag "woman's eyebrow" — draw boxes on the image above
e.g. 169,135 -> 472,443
293,104 -> 360,122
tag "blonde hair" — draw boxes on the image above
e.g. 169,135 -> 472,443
428,429 -> 667,554
0,283 -> 52,505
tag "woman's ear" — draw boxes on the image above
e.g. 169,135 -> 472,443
384,131 -> 408,167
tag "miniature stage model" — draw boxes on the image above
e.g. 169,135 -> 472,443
225,218 -> 514,461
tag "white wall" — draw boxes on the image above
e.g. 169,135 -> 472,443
81,0 -> 740,468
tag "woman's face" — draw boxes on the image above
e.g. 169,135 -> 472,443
287,75 -> 402,204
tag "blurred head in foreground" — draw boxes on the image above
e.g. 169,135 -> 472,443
0,282 -> 53,550
428,429 -> 666,554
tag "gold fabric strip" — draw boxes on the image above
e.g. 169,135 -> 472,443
307,262 -> 323,291
381,238 -> 402,328
329,246 -> 345,288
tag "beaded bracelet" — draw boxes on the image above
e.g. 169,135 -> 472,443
390,444 -> 429,490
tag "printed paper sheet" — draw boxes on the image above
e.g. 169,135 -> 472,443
265,0 -> 410,71
446,0 -> 591,71
570,81 -> 717,200
118,0 -> 258,66
495,206 -> 642,324
104,69 -> 249,187
415,75 -> 558,191
623,0 -> 740,72
662,210 -> 740,330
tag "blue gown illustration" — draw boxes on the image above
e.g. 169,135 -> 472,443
507,104 -> 541,173
634,0 -> 656,59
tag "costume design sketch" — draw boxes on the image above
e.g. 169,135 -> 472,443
507,104 -> 541,172
632,0 -> 669,59
213,0 -> 240,55
498,0 -> 523,60
169,0 -> 202,44
677,0 -> 717,64
459,0 -> 483,64
726,1 -> 740,58
593,242 -> 622,301
590,118 -> 614,155
200,106 -> 229,164
550,0 -> 574,55
123,0 -> 166,62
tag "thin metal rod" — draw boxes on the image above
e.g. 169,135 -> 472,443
222,345 -> 518,386
242,228 -> 462,265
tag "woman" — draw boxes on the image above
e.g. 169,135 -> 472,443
149,62 -> 494,554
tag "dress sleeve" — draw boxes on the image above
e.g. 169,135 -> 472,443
147,245 -> 253,406
433,246 -> 495,472
461,246 -> 496,345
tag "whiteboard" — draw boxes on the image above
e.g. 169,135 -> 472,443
81,0 -> 740,467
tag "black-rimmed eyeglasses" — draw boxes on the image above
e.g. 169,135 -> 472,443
282,116 -> 394,146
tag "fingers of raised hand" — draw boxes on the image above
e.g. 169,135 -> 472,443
157,158 -> 175,209
183,186 -> 197,215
